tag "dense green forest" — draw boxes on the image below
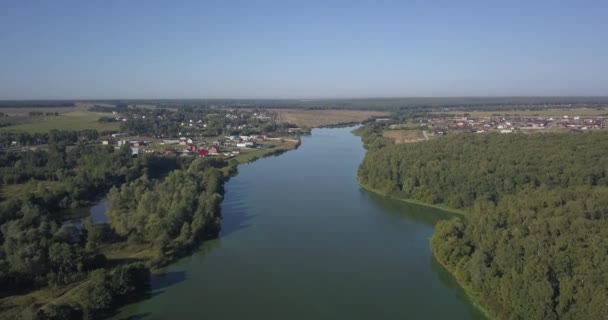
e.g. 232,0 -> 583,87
0,128 -> 235,319
107,157 -> 235,265
357,128 -> 608,319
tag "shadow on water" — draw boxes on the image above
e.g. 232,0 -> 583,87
151,271 -> 187,291
362,187 -> 486,319
114,312 -> 151,320
218,185 -> 255,237
360,187 -> 459,226
430,256 -> 487,319
219,208 -> 254,237
109,271 -> 187,319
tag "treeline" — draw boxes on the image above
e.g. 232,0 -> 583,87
88,97 -> 608,110
0,136 -> 193,318
28,112 -> 59,117
107,157 -> 236,265
0,102 -> 74,109
357,130 -> 608,319
88,104 -> 128,114
0,144 -> 140,288
0,129 -> 110,148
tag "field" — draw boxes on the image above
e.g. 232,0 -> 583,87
0,110 -> 120,133
277,109 -> 389,127
436,107 -> 608,118
383,129 -> 426,144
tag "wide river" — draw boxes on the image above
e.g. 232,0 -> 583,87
115,127 -> 485,320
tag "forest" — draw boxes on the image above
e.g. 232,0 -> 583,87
106,157 -> 235,266
357,127 -> 608,319
0,128 -> 234,319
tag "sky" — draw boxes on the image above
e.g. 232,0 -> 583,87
0,0 -> 607,99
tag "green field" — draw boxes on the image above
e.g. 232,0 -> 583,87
0,111 -> 120,133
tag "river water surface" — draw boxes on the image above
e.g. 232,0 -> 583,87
114,127 -> 485,319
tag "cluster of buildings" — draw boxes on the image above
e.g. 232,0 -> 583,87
98,133 -> 267,158
412,115 -> 606,135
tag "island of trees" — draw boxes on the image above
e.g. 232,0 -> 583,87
357,124 -> 608,319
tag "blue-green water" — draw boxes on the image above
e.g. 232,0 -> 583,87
114,127 -> 485,320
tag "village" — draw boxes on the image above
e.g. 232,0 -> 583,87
387,113 -> 606,136
102,132 -> 300,160
96,107 -> 303,160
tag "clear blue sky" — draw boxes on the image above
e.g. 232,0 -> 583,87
1,0 -> 607,99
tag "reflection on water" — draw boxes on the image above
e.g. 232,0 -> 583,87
360,187 -> 458,226
113,127 -> 486,320
62,199 -> 109,229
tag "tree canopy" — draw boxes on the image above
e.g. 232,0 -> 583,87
358,130 -> 608,319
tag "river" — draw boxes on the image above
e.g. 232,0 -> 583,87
113,126 -> 485,320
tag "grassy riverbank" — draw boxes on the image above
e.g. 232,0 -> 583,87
357,178 -> 466,216
357,177 -> 495,320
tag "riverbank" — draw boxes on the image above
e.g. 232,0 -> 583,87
357,179 -> 497,319
0,138 -> 302,320
112,125 -> 486,320
431,247 -> 498,320
356,178 -> 466,216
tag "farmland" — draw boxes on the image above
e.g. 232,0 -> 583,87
0,110 -> 120,133
383,129 -> 426,144
277,109 -> 389,127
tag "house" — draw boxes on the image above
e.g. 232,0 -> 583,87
111,133 -> 128,138
131,147 -> 139,156
198,149 -> 209,157
209,146 -> 219,154
236,142 -> 254,148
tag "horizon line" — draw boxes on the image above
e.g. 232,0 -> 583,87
2,95 -> 608,102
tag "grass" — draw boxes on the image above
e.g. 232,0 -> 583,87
233,139 -> 300,164
277,109 -> 390,127
436,107 -> 608,118
357,178 -> 466,216
0,110 -> 120,133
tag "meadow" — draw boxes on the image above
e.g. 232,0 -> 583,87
277,109 -> 389,127
0,110 -> 119,133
